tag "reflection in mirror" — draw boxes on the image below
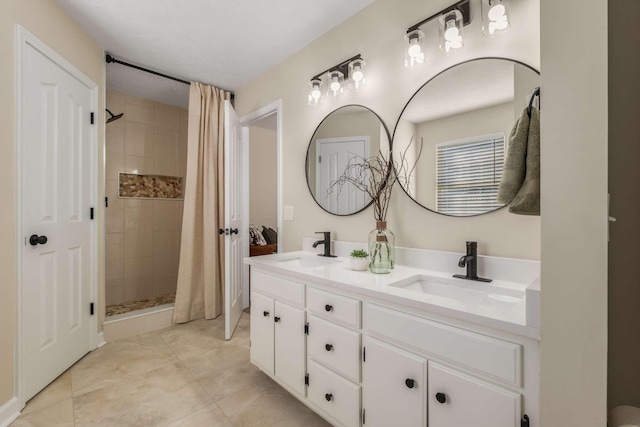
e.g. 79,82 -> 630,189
393,58 -> 540,216
306,105 -> 390,216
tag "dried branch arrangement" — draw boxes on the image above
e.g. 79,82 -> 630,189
328,137 -> 423,221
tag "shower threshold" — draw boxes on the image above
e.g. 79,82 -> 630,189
106,293 -> 176,317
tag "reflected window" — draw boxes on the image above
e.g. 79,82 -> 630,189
436,133 -> 504,216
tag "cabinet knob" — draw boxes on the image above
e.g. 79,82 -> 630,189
325,344 -> 333,352
274,316 -> 280,323
405,378 -> 415,389
325,304 -> 333,312
325,393 -> 333,402
435,392 -> 447,404
263,311 -> 269,317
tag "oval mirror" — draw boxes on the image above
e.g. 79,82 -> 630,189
393,58 -> 540,216
306,105 -> 391,216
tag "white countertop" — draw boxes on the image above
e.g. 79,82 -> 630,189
245,251 -> 540,340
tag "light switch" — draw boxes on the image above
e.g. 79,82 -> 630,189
284,205 -> 294,221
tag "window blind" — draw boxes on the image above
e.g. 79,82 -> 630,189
436,134 -> 505,216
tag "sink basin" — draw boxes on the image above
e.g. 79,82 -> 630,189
390,275 -> 524,307
276,256 -> 341,269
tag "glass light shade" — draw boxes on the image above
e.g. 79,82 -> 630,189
481,0 -> 511,37
328,70 -> 344,98
438,10 -> 464,55
308,78 -> 323,107
348,58 -> 366,90
404,29 -> 425,68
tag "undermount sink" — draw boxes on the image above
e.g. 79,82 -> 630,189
389,274 -> 524,307
276,255 -> 341,269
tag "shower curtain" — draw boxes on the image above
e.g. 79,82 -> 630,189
173,82 -> 231,323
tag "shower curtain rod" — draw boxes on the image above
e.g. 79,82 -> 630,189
105,54 -> 234,99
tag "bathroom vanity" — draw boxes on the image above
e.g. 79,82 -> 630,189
245,244 -> 539,427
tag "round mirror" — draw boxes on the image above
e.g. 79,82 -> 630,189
393,58 -> 540,217
306,105 -> 391,216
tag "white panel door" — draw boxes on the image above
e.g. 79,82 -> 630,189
22,42 -> 94,401
428,362 -> 521,427
362,337 -> 427,427
224,100 -> 244,340
249,291 -> 275,374
274,300 -> 306,396
316,136 -> 370,214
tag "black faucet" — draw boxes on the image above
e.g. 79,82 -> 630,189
312,232 -> 337,257
453,241 -> 492,283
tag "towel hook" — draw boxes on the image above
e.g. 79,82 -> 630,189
527,87 -> 540,118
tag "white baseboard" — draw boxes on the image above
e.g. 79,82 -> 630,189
0,397 -> 21,427
97,331 -> 106,348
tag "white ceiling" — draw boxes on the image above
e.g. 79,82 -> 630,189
55,0 -> 376,108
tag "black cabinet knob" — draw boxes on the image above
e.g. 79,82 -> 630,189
263,311 -> 269,317
436,392 -> 447,404
325,304 -> 333,312
29,234 -> 48,246
405,378 -> 415,389
325,393 -> 333,402
325,344 -> 333,352
274,316 -> 280,323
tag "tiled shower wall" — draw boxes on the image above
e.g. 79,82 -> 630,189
105,90 -> 188,306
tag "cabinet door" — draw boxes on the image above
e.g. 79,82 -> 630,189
250,292 -> 274,374
274,300 -> 306,395
428,362 -> 521,427
362,337 -> 427,427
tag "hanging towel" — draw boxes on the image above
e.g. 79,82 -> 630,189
497,107 -> 531,205
509,107 -> 540,215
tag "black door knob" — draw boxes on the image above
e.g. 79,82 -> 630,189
325,393 -> 333,402
263,311 -> 269,317
325,344 -> 333,352
29,234 -> 48,246
218,228 -> 225,235
405,378 -> 415,389
274,316 -> 280,323
325,304 -> 333,312
230,228 -> 239,235
436,392 -> 447,404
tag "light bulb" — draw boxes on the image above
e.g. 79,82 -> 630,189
488,3 -> 506,20
311,87 -> 321,100
352,69 -> 363,83
444,24 -> 459,42
330,80 -> 341,93
408,42 -> 422,58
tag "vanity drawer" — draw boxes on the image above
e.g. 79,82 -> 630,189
365,303 -> 522,386
307,287 -> 361,328
307,359 -> 361,427
251,270 -> 305,307
308,314 -> 361,382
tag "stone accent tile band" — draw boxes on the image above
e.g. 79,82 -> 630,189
118,173 -> 184,199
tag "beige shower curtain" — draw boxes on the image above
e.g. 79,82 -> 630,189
173,82 -> 231,323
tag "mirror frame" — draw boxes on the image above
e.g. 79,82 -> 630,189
391,56 -> 540,217
305,104 -> 393,216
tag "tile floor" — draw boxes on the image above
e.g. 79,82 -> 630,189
10,313 -> 331,427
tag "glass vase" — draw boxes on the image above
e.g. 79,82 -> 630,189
368,221 -> 395,274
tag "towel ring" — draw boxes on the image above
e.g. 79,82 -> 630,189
527,87 -> 540,118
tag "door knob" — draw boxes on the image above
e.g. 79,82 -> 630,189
218,228 -> 225,235
435,392 -> 447,404
405,378 -> 415,389
325,344 -> 333,352
230,228 -> 239,235
29,234 -> 48,246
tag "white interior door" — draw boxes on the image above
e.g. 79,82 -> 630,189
21,40 -> 95,401
316,136 -> 370,214
224,100 -> 244,340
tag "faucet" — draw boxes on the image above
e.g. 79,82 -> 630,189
312,232 -> 337,257
453,241 -> 492,283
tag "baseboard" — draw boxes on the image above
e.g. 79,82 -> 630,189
0,397 -> 21,427
97,331 -> 106,348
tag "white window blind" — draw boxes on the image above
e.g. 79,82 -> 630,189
436,133 -> 505,216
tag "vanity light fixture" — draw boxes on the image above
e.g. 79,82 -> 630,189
307,54 -> 364,106
403,0 -> 471,65
481,0 -> 511,37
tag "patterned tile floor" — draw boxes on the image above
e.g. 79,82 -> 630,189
10,313 -> 331,427
106,294 -> 176,317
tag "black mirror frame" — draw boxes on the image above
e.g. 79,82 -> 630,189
390,56 -> 540,218
305,104 -> 393,216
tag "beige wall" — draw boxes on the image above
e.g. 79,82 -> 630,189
0,0 -> 105,406
249,126 -> 278,229
234,0 -> 541,260
608,0 -> 640,410
105,90 -> 187,306
539,0 -> 609,424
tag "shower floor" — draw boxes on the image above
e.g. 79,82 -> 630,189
106,293 -> 176,317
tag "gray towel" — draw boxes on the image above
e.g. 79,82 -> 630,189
497,107 -> 530,205
509,107 -> 540,215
